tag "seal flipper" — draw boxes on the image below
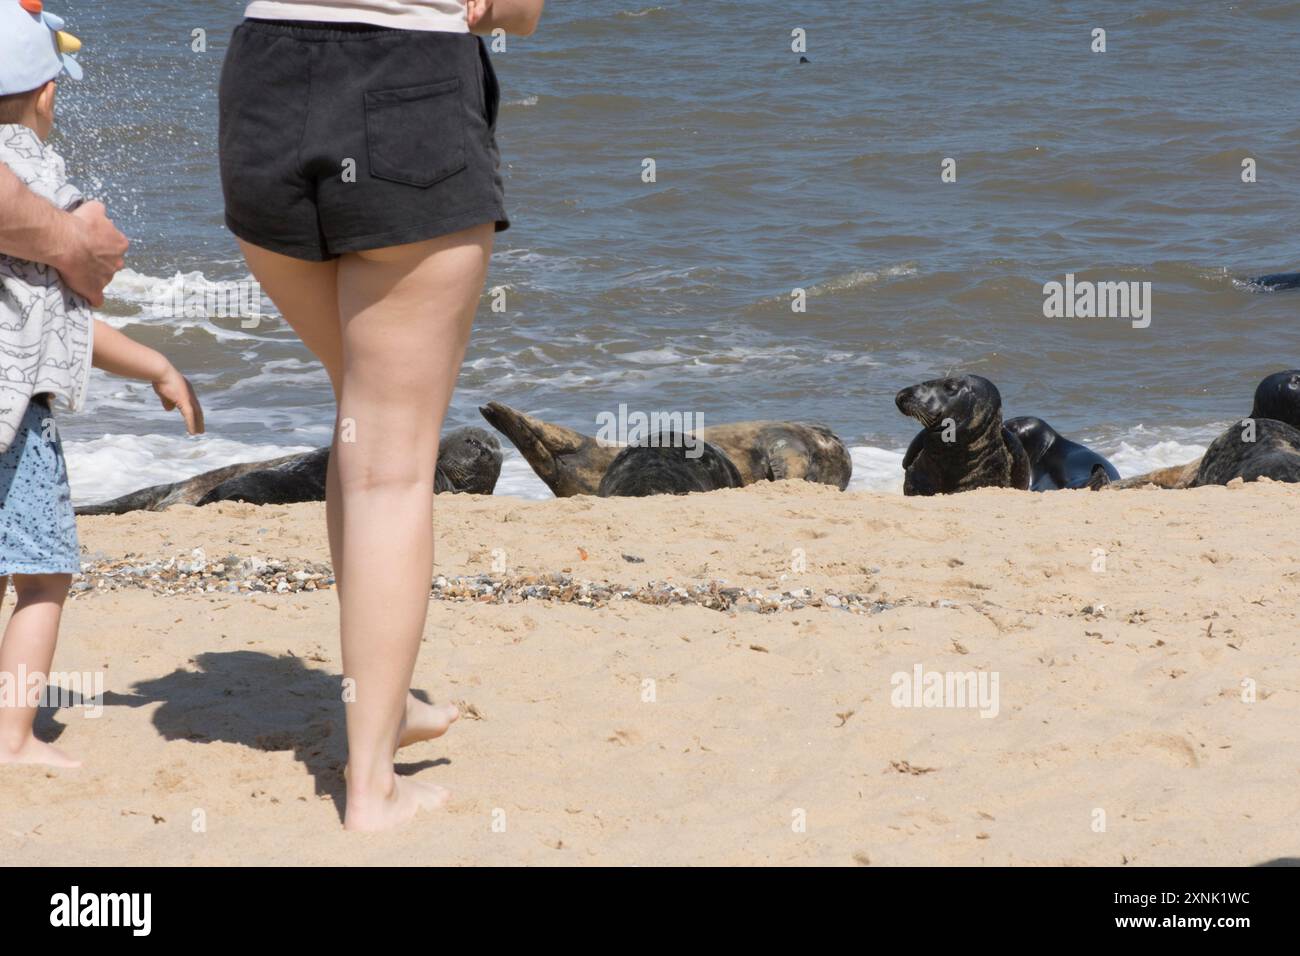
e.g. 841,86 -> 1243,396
902,430 -> 925,470
479,402 -> 617,497
1001,425 -> 1032,490
764,437 -> 803,482
1085,466 -> 1111,491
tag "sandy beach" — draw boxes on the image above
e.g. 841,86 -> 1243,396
2,479 -> 1298,866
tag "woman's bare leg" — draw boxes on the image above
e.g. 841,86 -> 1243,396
333,224 -> 491,830
237,243 -> 461,765
236,243 -> 348,581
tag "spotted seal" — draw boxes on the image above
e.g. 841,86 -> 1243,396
478,402 -> 851,496
597,431 -> 744,497
1099,369 -> 1300,489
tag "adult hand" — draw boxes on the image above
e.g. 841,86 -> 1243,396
55,201 -> 129,307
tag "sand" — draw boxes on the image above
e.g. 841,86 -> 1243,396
2,479 -> 1298,866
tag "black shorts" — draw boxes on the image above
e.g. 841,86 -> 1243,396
218,19 -> 507,261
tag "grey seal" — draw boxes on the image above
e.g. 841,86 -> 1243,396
597,432 -> 743,497
76,426 -> 502,514
478,402 -> 851,496
895,374 -> 1030,495
1003,417 -> 1120,490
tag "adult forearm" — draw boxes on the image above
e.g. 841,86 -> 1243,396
473,0 -> 544,37
0,162 -> 76,267
0,163 -> 129,306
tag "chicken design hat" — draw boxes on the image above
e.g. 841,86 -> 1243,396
0,0 -> 84,96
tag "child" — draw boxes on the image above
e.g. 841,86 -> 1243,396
0,1 -> 203,767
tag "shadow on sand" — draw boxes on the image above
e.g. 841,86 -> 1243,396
77,651 -> 445,822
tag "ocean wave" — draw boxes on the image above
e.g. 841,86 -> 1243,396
494,451 -> 557,500
65,433 -> 315,507
102,268 -> 278,342
615,6 -> 667,19
805,264 -> 919,297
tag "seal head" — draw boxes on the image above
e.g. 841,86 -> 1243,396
1249,369 -> 1300,427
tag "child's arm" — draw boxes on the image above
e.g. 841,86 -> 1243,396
91,319 -> 204,435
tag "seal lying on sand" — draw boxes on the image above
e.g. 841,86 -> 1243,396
1099,369 -> 1300,489
598,432 -> 743,497
478,402 -> 851,497
1194,418 -> 1300,485
76,427 -> 502,515
1003,417 -> 1120,490
895,374 -> 1030,495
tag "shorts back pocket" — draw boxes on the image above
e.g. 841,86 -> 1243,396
364,79 -> 467,188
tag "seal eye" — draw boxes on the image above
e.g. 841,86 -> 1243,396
944,380 -> 958,394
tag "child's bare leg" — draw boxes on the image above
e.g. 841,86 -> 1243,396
0,573 -> 77,768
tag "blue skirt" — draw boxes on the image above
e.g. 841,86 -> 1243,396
0,399 -> 79,576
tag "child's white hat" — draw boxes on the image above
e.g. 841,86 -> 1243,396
0,0 -> 84,96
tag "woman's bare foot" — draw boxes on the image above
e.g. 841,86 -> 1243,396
0,735 -> 81,768
397,695 -> 459,750
344,775 -> 450,832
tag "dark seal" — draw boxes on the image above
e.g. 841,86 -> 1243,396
1193,418 -> 1300,486
1101,369 -> 1300,489
597,431 -> 743,497
76,426 -> 502,515
1248,369 -> 1300,426
1248,272 -> 1300,291
895,374 -> 1030,495
1003,417 -> 1120,490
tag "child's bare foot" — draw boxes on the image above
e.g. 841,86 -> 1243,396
0,736 -> 81,768
344,775 -> 449,832
397,695 -> 459,750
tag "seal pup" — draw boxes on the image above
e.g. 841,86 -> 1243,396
1003,417 -> 1120,490
1097,460 -> 1199,490
597,431 -> 743,497
1098,369 -> 1300,489
895,374 -> 1030,495
479,402 -> 851,496
76,426 -> 502,515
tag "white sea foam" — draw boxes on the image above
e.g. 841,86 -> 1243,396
101,268 -> 278,341
65,433 -> 314,507
805,263 -> 919,297
494,450 -> 556,500
1106,439 -> 1208,479
847,446 -> 907,493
